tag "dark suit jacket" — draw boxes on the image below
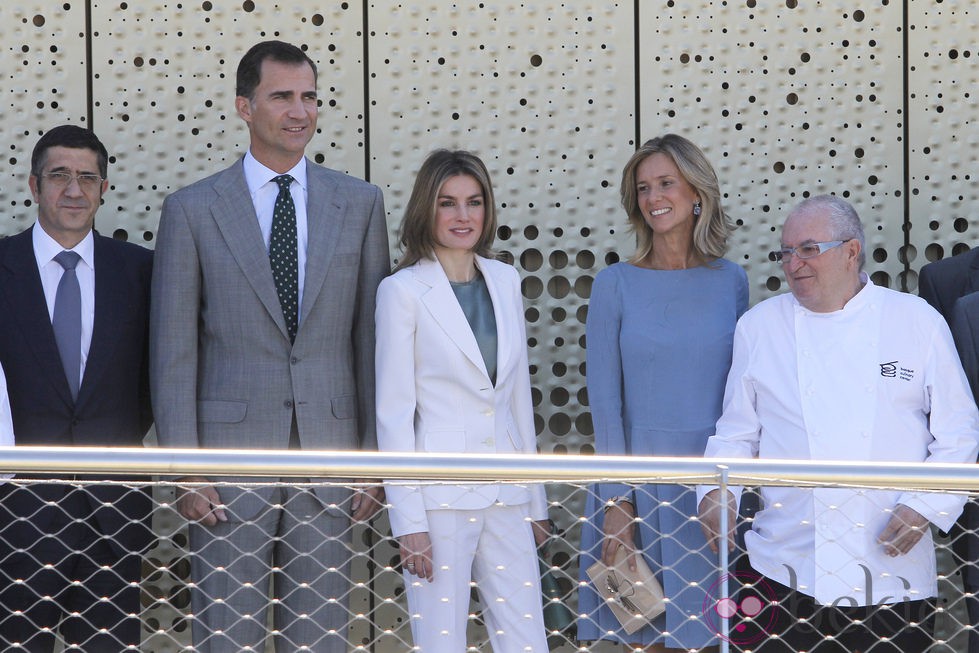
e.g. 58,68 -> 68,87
920,247 -> 979,447
0,226 -> 154,558
919,248 -> 979,322
953,293 -> 979,407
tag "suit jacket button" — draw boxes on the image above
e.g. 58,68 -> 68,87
290,357 -> 299,364
284,400 -> 293,409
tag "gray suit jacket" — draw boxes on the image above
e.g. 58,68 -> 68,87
150,157 -> 389,519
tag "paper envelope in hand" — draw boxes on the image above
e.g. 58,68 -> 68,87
586,547 -> 666,634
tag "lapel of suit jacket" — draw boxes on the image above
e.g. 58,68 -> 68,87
209,159 -> 291,342
299,161 -> 345,327
475,256 -> 512,381
77,234 -> 123,407
417,257 -> 491,380
0,228 -> 74,406
965,248 -> 979,296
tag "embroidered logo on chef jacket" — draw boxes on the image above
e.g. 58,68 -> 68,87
881,361 -> 915,381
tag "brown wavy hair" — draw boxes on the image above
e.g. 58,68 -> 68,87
394,149 -> 498,271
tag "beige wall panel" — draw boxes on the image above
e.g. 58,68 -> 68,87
88,4 -> 370,650
9,2 -> 975,651
367,3 -> 635,649
89,0 -> 368,246
368,1 -> 635,464
639,0 -> 905,298
0,2 -> 88,236
907,0 -> 979,288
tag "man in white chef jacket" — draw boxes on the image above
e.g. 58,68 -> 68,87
698,194 -> 979,652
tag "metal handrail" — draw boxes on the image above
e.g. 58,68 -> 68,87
2,446 -> 979,490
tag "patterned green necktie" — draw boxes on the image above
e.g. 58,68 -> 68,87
270,174 -> 298,343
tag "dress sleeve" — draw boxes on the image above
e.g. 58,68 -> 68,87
586,267 -> 631,502
506,268 -> 548,521
735,264 -> 749,319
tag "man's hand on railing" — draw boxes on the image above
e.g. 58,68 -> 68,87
698,489 -> 736,554
175,476 -> 227,526
350,482 -> 385,523
877,503 -> 929,557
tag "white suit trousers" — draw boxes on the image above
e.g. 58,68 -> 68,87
403,503 -> 547,652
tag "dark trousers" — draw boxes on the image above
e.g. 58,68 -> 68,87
950,500 -> 979,653
0,485 -> 143,652
733,562 -> 935,653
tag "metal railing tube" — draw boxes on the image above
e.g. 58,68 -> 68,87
1,446 -> 978,491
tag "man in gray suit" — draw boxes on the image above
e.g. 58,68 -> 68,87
150,40 -> 389,652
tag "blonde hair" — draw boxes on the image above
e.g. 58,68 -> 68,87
395,149 -> 497,271
620,134 -> 734,263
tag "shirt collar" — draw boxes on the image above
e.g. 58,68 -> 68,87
32,223 -> 95,270
242,150 -> 308,195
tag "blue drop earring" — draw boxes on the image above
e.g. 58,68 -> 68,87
693,201 -> 702,217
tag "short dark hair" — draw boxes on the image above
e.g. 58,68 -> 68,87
31,124 -> 109,179
236,40 -> 317,100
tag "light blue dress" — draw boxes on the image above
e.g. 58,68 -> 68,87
578,259 -> 748,648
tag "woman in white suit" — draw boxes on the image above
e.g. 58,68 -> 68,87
375,149 -> 550,651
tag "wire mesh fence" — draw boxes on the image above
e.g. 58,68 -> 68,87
0,449 -> 976,652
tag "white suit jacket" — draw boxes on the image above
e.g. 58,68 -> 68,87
375,255 -> 548,537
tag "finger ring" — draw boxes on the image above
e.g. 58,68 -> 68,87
407,562 -> 416,569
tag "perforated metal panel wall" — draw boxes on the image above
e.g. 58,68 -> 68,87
908,0 -> 979,286
2,1 -> 974,651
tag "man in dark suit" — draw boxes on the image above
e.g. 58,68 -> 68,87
0,125 -> 153,651
920,248 -> 979,653
150,41 -> 389,652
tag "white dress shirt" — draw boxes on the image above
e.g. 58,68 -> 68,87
242,150 -> 309,315
33,223 -> 95,388
0,360 -> 14,478
701,275 -> 979,605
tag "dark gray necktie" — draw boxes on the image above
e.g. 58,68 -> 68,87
53,250 -> 82,400
270,174 -> 298,343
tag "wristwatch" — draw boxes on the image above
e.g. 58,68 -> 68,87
604,495 -> 634,511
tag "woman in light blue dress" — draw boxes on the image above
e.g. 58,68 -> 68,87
578,134 -> 748,652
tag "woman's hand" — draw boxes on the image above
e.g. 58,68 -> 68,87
399,532 -> 434,582
601,499 -> 637,571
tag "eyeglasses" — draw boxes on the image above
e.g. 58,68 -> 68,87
773,239 -> 851,263
42,172 -> 104,191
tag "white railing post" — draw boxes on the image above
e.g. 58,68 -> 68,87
718,464 -> 730,653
